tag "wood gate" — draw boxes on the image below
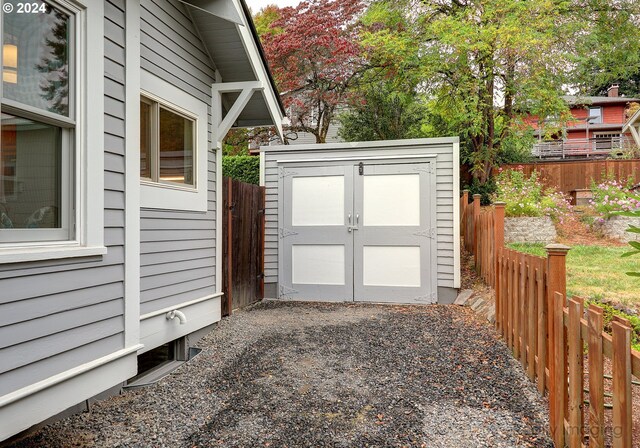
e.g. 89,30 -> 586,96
222,177 -> 265,316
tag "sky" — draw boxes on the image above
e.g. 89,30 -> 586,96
244,0 -> 301,13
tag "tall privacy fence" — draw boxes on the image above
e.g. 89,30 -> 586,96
222,177 -> 265,316
461,191 -> 639,447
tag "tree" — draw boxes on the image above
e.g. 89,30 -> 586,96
361,0 -> 639,183
37,9 -> 69,116
258,0 -> 367,143
338,82 -> 428,141
573,0 -> 640,98
337,2 -> 430,142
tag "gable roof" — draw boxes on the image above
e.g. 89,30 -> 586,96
180,0 -> 284,131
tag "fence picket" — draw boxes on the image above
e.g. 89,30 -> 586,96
536,263 -> 546,393
519,255 -> 527,369
527,260 -> 536,380
588,305 -> 605,448
567,297 -> 584,448
612,321 -> 633,448
552,292 -> 567,448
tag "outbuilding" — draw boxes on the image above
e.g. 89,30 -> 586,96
260,138 -> 460,304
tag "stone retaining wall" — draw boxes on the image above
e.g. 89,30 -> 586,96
504,216 -> 557,244
597,216 -> 640,242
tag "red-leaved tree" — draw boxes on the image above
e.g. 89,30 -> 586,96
259,0 -> 366,143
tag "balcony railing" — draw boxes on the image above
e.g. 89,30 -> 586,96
532,136 -> 635,159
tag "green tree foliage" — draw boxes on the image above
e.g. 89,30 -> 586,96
222,156 -> 260,185
337,83 -> 428,141
254,4 -> 283,37
360,0 -> 639,184
572,0 -> 640,98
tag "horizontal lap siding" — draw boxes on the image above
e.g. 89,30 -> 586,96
0,0 -> 127,397
263,145 -> 456,289
139,0 -> 217,315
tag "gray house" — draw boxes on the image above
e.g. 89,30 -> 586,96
0,0 -> 283,441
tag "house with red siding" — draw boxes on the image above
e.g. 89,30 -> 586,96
525,85 -> 639,158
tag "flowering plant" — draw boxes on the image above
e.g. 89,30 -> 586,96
492,168 -> 572,222
589,177 -> 640,219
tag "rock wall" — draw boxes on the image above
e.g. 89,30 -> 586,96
504,217 -> 557,244
598,216 -> 640,242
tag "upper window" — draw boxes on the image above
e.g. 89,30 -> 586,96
588,106 -> 602,124
1,0 -> 74,242
140,96 -> 196,188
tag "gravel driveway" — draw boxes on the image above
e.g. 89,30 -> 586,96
10,301 -> 552,447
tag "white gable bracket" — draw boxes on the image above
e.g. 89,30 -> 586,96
212,81 -> 264,147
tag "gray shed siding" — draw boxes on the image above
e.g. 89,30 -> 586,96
0,0 -> 127,397
262,141 -> 456,292
139,0 -> 218,315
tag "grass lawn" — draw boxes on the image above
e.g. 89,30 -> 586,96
508,243 -> 640,306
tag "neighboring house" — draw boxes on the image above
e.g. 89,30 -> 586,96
525,85 -> 639,158
0,0 -> 283,442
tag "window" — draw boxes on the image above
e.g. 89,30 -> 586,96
588,106 -> 602,124
140,97 -> 195,187
1,1 -> 73,242
140,70 -> 208,212
0,0 -> 105,262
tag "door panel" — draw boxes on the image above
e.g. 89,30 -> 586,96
280,165 -> 354,301
353,163 -> 436,303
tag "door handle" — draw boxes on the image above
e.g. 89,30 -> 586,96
348,213 -> 352,224
356,213 -> 359,224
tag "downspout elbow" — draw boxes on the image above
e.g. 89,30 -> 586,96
166,310 -> 187,325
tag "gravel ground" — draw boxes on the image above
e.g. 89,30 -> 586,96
9,301 -> 552,448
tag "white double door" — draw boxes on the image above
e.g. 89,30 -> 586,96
280,161 -> 437,303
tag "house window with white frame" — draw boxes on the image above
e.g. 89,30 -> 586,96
140,96 -> 196,187
139,70 -> 208,212
0,1 -> 74,242
588,106 -> 602,124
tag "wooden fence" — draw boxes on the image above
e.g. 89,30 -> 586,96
501,159 -> 640,194
222,177 -> 265,317
462,192 -> 639,447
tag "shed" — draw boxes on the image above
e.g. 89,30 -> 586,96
260,138 -> 460,304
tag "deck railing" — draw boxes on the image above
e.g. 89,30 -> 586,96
532,136 -> 633,159
461,191 -> 639,447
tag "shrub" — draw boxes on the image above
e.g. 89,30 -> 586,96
589,177 -> 640,218
463,177 -> 496,206
222,155 -> 260,185
491,168 -> 572,222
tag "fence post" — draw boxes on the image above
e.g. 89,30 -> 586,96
552,292 -> 567,448
472,194 -> 481,264
494,202 -> 505,331
545,244 -> 570,446
461,189 -> 469,237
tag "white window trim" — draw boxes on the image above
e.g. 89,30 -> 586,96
0,0 -> 105,264
140,70 -> 208,212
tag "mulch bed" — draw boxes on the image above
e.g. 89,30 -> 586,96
8,302 -> 551,447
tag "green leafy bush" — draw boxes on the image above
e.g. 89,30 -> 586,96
463,177 -> 496,206
491,168 -> 572,222
222,155 -> 260,185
